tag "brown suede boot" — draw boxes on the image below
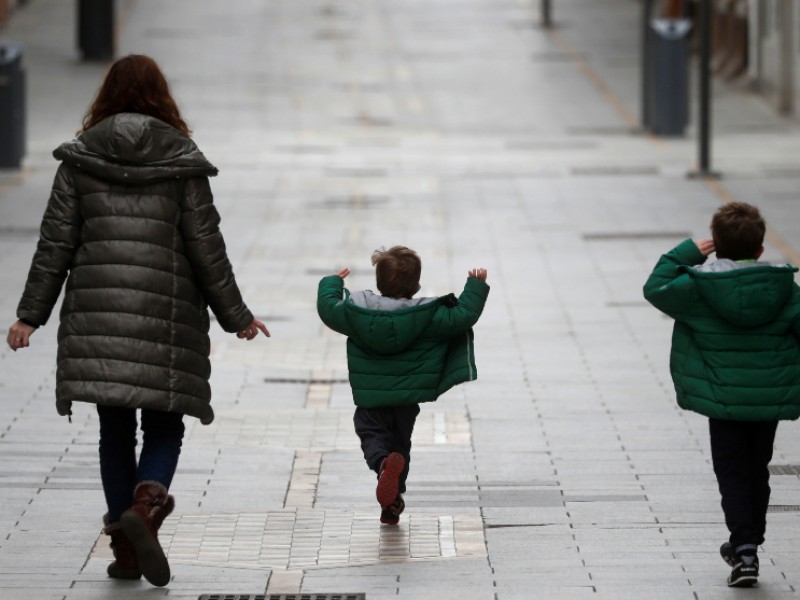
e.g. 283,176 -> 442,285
120,481 -> 174,587
103,515 -> 141,580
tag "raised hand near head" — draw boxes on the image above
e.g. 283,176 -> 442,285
469,268 -> 488,282
695,239 -> 715,257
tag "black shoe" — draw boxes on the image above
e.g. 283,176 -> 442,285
728,555 -> 759,588
720,542 -> 736,567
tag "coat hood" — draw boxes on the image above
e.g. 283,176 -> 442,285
685,260 -> 798,327
53,113 -> 218,184
342,289 -> 447,354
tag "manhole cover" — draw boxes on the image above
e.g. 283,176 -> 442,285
198,595 -> 366,600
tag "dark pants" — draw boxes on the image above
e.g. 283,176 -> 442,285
709,418 -> 778,549
354,405 -> 420,494
97,405 -> 185,523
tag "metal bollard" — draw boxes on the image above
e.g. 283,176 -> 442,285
542,0 -> 552,28
0,44 -> 26,169
78,0 -> 115,61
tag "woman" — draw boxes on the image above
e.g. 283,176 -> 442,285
5,55 -> 268,587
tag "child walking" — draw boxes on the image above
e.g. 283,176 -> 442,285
317,246 -> 489,524
643,202 -> 800,587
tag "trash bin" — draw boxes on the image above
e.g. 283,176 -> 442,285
648,18 -> 693,136
78,0 -> 114,61
0,44 -> 25,169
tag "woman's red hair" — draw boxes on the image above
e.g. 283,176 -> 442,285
81,54 -> 190,135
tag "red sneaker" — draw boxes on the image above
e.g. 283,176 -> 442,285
380,494 -> 405,525
376,452 -> 405,509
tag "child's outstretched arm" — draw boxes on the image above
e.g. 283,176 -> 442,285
643,239 -> 711,318
469,268 -> 487,281
316,269 -> 354,336
428,268 -> 490,337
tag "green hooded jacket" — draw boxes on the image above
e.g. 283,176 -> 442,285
643,238 -> 800,421
317,275 -> 490,408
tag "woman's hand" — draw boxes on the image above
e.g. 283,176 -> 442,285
336,268 -> 351,279
236,318 -> 270,340
7,320 -> 36,351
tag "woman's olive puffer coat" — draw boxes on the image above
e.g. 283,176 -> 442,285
16,113 -> 253,424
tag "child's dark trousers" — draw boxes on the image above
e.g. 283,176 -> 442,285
354,405 -> 420,494
709,418 -> 778,549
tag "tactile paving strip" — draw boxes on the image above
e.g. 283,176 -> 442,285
91,510 -> 486,569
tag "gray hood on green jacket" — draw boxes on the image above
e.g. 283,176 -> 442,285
54,113 -> 217,184
342,289 -> 451,355
685,260 -> 798,328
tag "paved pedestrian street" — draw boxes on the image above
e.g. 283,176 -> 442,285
2,0 -> 800,599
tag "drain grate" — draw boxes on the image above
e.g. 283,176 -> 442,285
144,27 -> 195,39
530,52 -> 577,62
313,29 -> 354,40
567,125 -> 637,136
486,523 -> 552,529
606,300 -> 651,308
582,231 -> 691,241
305,267 -> 374,277
274,145 -> 336,155
762,168 -> 800,178
506,19 -> 538,30
0,226 -> 39,238
767,505 -> 800,513
198,595 -> 365,600
506,140 -> 597,151
263,378 -> 349,385
308,195 -> 390,209
324,167 -> 388,178
209,314 -> 292,322
570,165 -> 660,176
769,464 -> 800,476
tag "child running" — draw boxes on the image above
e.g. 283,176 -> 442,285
317,246 -> 489,523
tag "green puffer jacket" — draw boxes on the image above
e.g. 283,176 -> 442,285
643,238 -> 800,421
317,275 -> 489,408
16,113 -> 253,424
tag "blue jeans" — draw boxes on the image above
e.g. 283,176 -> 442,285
97,405 -> 185,523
